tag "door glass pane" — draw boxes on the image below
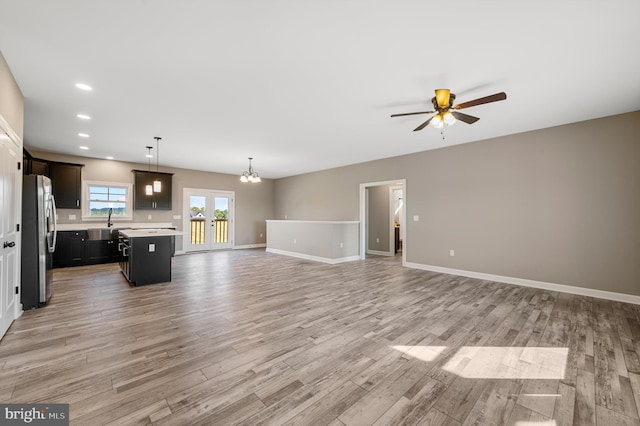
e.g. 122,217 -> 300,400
189,195 -> 207,245
214,197 -> 228,243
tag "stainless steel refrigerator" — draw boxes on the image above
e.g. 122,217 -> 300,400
21,175 -> 57,309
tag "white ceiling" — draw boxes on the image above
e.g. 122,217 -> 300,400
1,1 -> 639,179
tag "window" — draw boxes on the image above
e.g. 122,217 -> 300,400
82,180 -> 133,220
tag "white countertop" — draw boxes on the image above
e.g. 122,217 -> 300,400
119,229 -> 183,238
57,222 -> 174,231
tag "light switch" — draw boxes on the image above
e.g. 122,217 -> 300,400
69,214 -> 76,220
413,215 -> 419,221
149,243 -> 156,252
147,214 -> 152,220
173,214 -> 181,220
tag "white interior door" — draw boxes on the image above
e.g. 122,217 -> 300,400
183,189 -> 234,252
0,129 -> 21,339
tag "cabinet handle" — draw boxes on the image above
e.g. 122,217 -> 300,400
76,200 -> 79,207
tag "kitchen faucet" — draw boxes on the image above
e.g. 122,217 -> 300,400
107,208 -> 113,228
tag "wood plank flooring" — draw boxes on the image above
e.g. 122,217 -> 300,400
1,249 -> 639,425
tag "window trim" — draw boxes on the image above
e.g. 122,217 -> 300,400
82,180 -> 134,221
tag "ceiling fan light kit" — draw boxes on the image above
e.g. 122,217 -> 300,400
391,89 -> 507,135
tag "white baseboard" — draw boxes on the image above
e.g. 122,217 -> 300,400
404,262 -> 640,305
266,248 -> 360,265
367,250 -> 394,257
174,250 -> 186,256
233,243 -> 267,250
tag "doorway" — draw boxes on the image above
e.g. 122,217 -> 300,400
183,188 -> 234,252
359,179 -> 406,264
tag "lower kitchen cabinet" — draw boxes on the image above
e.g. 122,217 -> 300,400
85,239 -> 119,264
119,235 -> 172,286
53,231 -> 87,268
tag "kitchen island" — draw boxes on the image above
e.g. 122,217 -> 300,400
118,229 -> 183,286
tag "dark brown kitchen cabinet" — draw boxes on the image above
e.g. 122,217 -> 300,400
85,239 -> 119,264
50,162 -> 83,209
22,150 -> 50,176
133,170 -> 173,210
30,158 -> 50,176
53,231 -> 87,267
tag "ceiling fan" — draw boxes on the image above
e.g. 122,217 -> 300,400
391,89 -> 507,131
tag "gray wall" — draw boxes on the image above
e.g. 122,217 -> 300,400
367,185 -> 391,253
0,51 -> 23,139
266,220 -> 359,261
274,111 -> 640,296
29,150 -> 275,250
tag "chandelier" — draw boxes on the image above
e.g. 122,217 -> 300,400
240,157 -> 261,183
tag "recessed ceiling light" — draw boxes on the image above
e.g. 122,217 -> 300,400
78,133 -> 90,138
77,114 -> 91,120
75,83 -> 92,91
79,146 -> 89,150
106,156 -> 114,160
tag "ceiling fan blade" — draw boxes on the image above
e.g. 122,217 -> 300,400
413,116 -> 434,131
390,110 -> 435,118
451,111 -> 480,124
434,89 -> 451,108
454,92 -> 507,110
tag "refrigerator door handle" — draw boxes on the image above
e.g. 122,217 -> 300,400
49,194 -> 58,253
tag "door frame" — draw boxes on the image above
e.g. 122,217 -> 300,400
182,187 -> 235,252
359,179 -> 406,264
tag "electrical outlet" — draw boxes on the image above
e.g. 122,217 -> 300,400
173,214 -> 181,220
149,243 -> 156,252
376,238 -> 380,243
284,215 -> 288,219
413,215 -> 420,221
260,233 -> 263,238
340,242 -> 344,248
147,214 -> 152,220
69,214 -> 76,220
450,250 -> 455,256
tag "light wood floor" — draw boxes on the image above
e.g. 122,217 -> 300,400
1,250 -> 639,425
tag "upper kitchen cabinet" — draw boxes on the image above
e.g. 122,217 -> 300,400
133,170 -> 173,210
50,161 -> 83,209
30,158 -> 50,176
22,149 -> 50,176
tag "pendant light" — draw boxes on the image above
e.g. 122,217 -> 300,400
240,157 -> 261,183
145,146 -> 153,196
153,136 -> 162,192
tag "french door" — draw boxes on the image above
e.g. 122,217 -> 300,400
183,188 -> 234,252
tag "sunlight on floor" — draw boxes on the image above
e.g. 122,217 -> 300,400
390,345 -> 568,380
390,345 -> 447,362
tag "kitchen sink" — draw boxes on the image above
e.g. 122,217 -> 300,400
86,228 -> 120,241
